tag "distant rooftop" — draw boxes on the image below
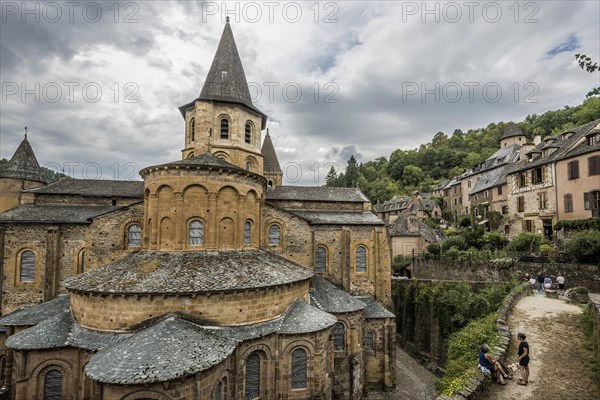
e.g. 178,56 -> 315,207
0,205 -> 124,225
26,178 -> 144,198
267,186 -> 369,203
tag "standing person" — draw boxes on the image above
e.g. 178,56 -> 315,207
557,273 -> 565,293
536,272 -> 544,292
544,275 -> 552,291
516,333 -> 529,385
529,276 -> 537,288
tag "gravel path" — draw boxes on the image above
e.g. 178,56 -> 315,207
366,346 -> 438,400
482,291 -> 598,400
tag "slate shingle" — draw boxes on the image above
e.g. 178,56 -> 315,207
290,211 -> 384,225
0,295 -> 69,326
26,178 -> 144,197
0,205 -> 123,224
267,186 -> 369,203
310,276 -> 366,314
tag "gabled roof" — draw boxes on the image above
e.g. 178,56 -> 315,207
0,136 -> 44,182
0,204 -> 123,225
64,250 -> 313,295
389,210 -> 443,243
470,164 -> 510,195
261,132 -> 282,174
178,22 -> 267,128
310,276 -> 366,314
25,178 -> 144,197
0,295 -> 69,326
266,186 -> 369,203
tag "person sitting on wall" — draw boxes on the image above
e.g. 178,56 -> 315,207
479,344 -> 509,384
544,275 -> 552,291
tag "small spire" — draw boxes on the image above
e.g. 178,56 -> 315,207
226,15 -> 230,23
24,126 -> 28,139
266,128 -> 270,136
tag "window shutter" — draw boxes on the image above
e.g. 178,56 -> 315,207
221,119 -> 229,139
127,224 -> 142,247
189,220 -> 204,245
245,353 -> 260,400
356,247 -> 367,273
268,225 -> 280,245
584,192 -> 590,210
333,323 -> 345,350
20,251 -> 35,282
315,246 -> 326,273
43,369 -> 62,400
291,348 -> 307,389
590,156 -> 600,175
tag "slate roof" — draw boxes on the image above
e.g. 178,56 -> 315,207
0,204 -> 122,224
290,211 -> 384,226
310,276 -> 366,314
0,136 -> 44,182
0,295 -> 69,326
26,178 -> 144,197
64,250 -> 313,294
388,211 -> 443,243
354,297 -> 395,319
267,186 -> 370,203
470,164 -> 510,195
141,152 -> 248,175
179,22 -> 267,128
278,299 -> 338,334
85,316 -> 237,384
6,310 -> 73,350
261,132 -> 282,174
501,123 -> 525,139
555,123 -> 600,160
509,120 -> 600,174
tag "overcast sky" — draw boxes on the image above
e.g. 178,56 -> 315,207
1,1 -> 598,185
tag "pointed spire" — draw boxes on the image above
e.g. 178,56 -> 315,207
196,21 -> 267,128
261,130 -> 282,174
0,133 -> 44,182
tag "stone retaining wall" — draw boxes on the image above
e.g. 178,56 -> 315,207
436,282 -> 533,400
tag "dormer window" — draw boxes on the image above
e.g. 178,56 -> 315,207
220,118 -> 229,139
588,134 -> 598,146
562,132 -> 574,140
221,71 -> 227,79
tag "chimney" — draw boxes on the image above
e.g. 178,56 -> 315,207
533,135 -> 541,145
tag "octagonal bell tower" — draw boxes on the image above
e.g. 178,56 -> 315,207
178,20 -> 268,175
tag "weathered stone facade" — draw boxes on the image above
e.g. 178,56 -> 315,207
0,21 -> 395,400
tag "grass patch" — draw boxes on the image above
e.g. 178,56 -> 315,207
436,313 -> 501,397
581,305 -> 600,389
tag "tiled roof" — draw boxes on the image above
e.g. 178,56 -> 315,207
261,132 -> 282,174
0,136 -> 44,182
0,204 -> 122,224
278,299 -> 337,334
501,123 -> 525,139
85,316 -> 237,384
0,295 -> 69,326
267,186 -> 369,203
509,120 -> 600,174
26,178 -> 143,197
64,250 -> 313,294
6,310 -> 73,350
354,297 -> 395,319
310,276 -> 366,314
290,211 -> 384,225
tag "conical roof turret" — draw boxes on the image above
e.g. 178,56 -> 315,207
0,135 -> 44,182
261,130 -> 282,174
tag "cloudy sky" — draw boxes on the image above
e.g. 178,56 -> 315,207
1,1 -> 598,185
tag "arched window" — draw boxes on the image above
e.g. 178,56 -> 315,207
333,323 -> 345,350
244,221 -> 252,245
315,246 -> 327,273
190,118 -> 196,142
189,220 -> 204,245
245,122 -> 252,144
291,348 -> 308,389
220,118 -> 229,139
215,381 -> 223,400
356,246 -> 367,273
43,369 -> 62,400
245,352 -> 261,400
246,162 -> 251,171
127,224 -> 142,247
268,224 -> 281,245
365,331 -> 374,351
19,250 -> 35,282
78,249 -> 85,274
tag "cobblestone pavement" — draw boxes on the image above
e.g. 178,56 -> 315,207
366,346 -> 438,400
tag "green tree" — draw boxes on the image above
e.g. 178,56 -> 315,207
344,156 -> 360,187
324,166 -> 338,186
575,53 -> 600,97
402,165 -> 425,187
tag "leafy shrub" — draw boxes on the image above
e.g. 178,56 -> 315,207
459,216 -> 471,227
563,230 -> 600,263
509,232 -> 544,253
442,235 -> 468,251
539,243 -> 557,258
427,243 -> 441,254
445,227 -> 461,236
462,227 -> 485,249
482,232 -> 508,250
392,255 -> 411,272
571,286 -> 589,294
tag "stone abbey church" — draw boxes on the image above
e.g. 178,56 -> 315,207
0,22 -> 395,400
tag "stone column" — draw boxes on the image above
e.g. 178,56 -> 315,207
238,194 -> 246,247
44,226 -> 61,301
149,193 -> 158,249
208,193 -> 218,249
174,192 -> 184,250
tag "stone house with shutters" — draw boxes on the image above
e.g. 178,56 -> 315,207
0,21 -> 394,400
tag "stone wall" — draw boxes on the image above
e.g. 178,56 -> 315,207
364,317 -> 396,390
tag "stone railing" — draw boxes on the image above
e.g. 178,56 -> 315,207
436,282 -> 533,400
